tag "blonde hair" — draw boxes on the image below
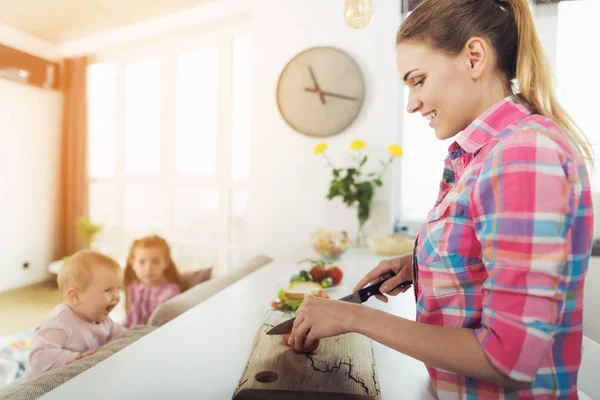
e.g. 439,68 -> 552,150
123,235 -> 186,311
397,0 -> 593,166
57,250 -> 121,294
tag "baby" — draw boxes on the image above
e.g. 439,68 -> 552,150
24,250 -> 124,381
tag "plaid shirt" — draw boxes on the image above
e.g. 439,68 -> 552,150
414,96 -> 593,399
124,280 -> 181,328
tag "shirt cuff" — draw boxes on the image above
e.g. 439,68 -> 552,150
475,315 -> 555,382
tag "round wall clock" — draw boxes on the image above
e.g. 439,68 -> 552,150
276,46 -> 365,138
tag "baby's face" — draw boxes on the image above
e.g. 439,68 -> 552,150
76,267 -> 122,323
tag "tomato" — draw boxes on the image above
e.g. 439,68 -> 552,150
282,334 -> 320,353
309,265 -> 327,282
320,293 -> 330,299
325,266 -> 344,286
271,301 -> 285,309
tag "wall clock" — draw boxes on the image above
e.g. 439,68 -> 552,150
276,47 -> 365,137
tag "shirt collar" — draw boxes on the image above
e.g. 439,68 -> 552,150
451,95 -> 534,156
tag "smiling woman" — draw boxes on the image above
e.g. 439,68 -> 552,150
289,0 -> 594,398
396,1 -> 594,227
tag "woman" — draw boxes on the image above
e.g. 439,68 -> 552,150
289,0 -> 593,397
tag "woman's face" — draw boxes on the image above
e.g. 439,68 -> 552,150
397,40 -> 485,141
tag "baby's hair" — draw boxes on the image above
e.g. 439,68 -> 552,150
123,235 -> 187,311
57,250 -> 121,294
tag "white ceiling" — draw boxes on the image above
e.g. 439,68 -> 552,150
0,0 -> 214,44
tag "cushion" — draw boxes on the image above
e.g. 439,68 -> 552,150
0,326 -> 156,400
182,267 -> 213,288
148,254 -> 272,327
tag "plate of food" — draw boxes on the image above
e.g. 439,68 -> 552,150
269,259 -> 344,313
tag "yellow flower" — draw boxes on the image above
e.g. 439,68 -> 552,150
350,139 -> 366,151
313,142 -> 328,155
388,144 -> 404,157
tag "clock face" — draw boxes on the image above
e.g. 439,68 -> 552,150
276,47 -> 365,138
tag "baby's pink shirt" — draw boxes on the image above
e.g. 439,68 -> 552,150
24,304 -> 123,381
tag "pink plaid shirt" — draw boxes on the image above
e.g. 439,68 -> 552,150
124,280 -> 181,328
414,96 -> 593,399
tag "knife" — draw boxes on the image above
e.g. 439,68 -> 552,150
266,272 -> 412,335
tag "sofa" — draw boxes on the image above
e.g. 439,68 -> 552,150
0,254 -> 272,400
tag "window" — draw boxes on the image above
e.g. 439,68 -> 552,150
124,59 -> 162,175
175,48 -> 219,176
556,0 -> 600,188
231,33 -> 253,182
87,22 -> 252,274
397,90 -> 448,227
87,63 -> 117,180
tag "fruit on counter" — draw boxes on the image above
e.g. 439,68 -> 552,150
294,259 -> 343,287
325,266 -> 344,286
282,334 -> 320,353
309,264 -> 327,281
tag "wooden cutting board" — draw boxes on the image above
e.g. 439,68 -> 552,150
232,324 -> 381,400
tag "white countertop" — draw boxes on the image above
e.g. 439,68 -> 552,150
40,246 -> 435,399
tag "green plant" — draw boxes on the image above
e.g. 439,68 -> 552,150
314,140 -> 403,243
74,216 -> 102,247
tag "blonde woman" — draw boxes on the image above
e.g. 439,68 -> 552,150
289,0 -> 593,397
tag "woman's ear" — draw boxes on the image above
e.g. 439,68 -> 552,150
464,37 -> 488,80
67,287 -> 80,305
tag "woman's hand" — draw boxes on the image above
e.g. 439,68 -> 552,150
289,295 -> 358,350
353,252 -> 413,303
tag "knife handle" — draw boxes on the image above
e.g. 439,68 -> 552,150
358,278 -> 413,302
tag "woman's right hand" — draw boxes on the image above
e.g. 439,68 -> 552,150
353,252 -> 413,303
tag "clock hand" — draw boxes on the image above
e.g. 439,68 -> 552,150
308,66 -> 326,105
304,87 -> 359,101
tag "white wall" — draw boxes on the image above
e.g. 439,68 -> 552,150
0,24 -> 63,292
248,0 -> 401,256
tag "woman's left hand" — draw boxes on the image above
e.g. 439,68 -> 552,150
289,295 -> 357,350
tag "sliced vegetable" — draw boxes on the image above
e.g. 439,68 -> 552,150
320,277 -> 333,288
299,270 -> 313,281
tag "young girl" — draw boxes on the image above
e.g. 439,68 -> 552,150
289,0 -> 592,398
25,250 -> 123,380
123,235 -> 187,328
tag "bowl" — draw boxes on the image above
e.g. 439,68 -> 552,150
367,235 -> 415,256
311,230 -> 351,260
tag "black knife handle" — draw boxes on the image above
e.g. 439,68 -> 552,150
358,278 -> 413,303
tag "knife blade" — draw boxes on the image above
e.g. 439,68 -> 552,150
266,273 -> 412,335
